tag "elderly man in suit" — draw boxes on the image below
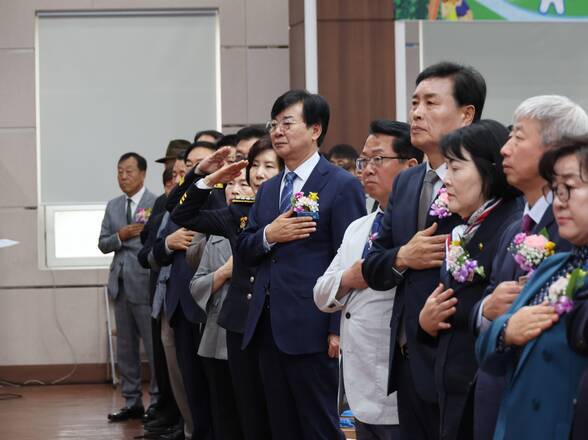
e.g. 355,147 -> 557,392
314,120 -> 423,440
362,62 -> 486,440
471,95 -> 588,440
99,152 -> 158,421
237,89 -> 366,440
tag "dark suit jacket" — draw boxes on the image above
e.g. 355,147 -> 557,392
171,177 -> 256,334
153,218 -> 206,324
138,193 -> 168,301
362,163 -> 462,402
237,156 -> 366,355
424,199 -> 520,438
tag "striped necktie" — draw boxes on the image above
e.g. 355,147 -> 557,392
280,171 -> 297,213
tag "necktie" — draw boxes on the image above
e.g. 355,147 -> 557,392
521,214 -> 535,234
280,171 -> 297,213
126,198 -> 133,224
418,169 -> 439,230
362,212 -> 384,258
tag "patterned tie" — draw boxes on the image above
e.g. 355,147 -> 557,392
126,198 -> 133,224
362,212 -> 384,258
279,171 -> 297,213
521,214 -> 535,234
418,169 -> 439,230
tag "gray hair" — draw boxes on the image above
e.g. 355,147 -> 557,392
513,95 -> 588,146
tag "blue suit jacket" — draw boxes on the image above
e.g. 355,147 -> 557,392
476,253 -> 588,440
153,219 -> 206,324
362,163 -> 462,402
237,156 -> 366,355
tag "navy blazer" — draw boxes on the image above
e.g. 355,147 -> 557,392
476,254 -> 588,440
153,218 -> 206,324
171,178 -> 256,334
428,199 -> 521,438
237,156 -> 366,355
362,163 -> 462,402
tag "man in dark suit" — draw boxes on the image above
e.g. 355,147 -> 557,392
98,152 -> 158,422
362,62 -> 486,440
471,95 -> 588,440
237,90 -> 366,440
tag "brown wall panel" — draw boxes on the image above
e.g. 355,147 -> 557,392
317,19 -> 395,151
290,22 -> 306,89
317,0 -> 394,21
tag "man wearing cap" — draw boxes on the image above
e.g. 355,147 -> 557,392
155,139 -> 192,170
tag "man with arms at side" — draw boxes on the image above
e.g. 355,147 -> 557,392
471,95 -> 588,440
362,62 -> 486,440
99,152 -> 158,422
315,120 -> 422,440
237,90 -> 366,440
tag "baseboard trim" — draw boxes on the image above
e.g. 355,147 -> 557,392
0,362 -> 151,385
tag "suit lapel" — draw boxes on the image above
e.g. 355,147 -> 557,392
406,164 -> 426,236
534,204 -> 556,236
300,156 -> 331,195
266,171 -> 283,220
512,254 -> 571,381
136,189 -> 152,211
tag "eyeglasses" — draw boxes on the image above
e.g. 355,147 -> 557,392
265,119 -> 302,133
545,182 -> 574,203
355,156 -> 404,171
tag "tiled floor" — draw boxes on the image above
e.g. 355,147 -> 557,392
0,383 -> 357,439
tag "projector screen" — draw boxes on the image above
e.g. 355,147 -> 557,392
37,10 -> 220,204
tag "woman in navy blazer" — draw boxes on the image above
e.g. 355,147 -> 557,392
477,138 -> 588,440
418,120 -> 520,439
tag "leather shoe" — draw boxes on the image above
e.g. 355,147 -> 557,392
158,428 -> 184,440
108,405 -> 145,422
142,404 -> 158,423
145,416 -> 178,431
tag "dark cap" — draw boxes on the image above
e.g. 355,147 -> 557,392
155,139 -> 191,163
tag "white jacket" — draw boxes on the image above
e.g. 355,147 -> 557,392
314,210 -> 398,425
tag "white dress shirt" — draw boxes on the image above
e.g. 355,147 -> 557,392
314,209 -> 398,425
126,186 -> 146,219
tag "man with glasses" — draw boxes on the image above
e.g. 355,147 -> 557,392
237,89 -> 366,440
471,95 -> 588,440
314,120 -> 422,440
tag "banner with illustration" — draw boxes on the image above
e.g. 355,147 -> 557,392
395,1 -> 588,21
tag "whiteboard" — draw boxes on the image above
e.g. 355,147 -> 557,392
37,10 -> 220,204
420,21 -> 588,125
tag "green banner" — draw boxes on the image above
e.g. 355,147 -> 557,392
395,0 -> 588,21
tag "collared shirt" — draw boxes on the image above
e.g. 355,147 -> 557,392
263,151 -> 321,250
476,191 -> 554,332
126,186 -> 146,218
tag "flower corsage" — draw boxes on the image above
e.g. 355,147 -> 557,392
547,268 -> 586,316
134,207 -> 152,224
447,240 -> 485,283
429,188 -> 451,219
292,191 -> 319,220
508,229 -> 556,274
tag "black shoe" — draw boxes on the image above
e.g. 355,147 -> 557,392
158,429 -> 184,440
145,416 -> 177,430
108,405 -> 145,422
142,404 -> 159,423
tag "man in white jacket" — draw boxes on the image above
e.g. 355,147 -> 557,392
314,120 -> 423,440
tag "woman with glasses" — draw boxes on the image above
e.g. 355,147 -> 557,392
476,137 -> 588,440
171,136 -> 283,440
418,120 -> 520,440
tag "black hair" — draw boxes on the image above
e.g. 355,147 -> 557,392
194,129 -> 223,143
270,89 -> 330,147
162,166 -> 173,185
184,141 -> 218,161
326,144 -> 358,161
236,125 -> 267,143
245,135 -> 284,184
416,61 -> 486,123
118,152 -> 147,171
369,119 -> 424,163
217,134 -> 238,148
539,136 -> 588,184
440,119 -> 519,200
